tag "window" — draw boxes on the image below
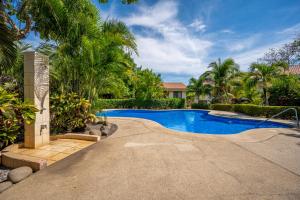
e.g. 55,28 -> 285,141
173,91 -> 182,98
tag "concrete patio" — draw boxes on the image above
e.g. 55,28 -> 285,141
1,117 -> 300,199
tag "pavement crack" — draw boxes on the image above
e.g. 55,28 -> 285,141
225,138 -> 300,177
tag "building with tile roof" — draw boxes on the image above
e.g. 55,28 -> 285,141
288,65 -> 300,75
162,82 -> 187,99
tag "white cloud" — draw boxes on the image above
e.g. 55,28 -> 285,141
100,2 -> 300,81
233,39 -> 291,70
120,1 -> 212,76
189,19 -> 206,32
226,34 -> 260,52
230,23 -> 300,69
277,23 -> 300,36
221,29 -> 234,34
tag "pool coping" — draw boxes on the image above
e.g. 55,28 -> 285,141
98,108 -> 298,127
104,116 -> 299,144
99,109 -> 299,140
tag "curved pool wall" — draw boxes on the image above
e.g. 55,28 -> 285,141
97,109 -> 291,134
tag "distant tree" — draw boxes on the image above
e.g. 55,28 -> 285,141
246,63 -> 281,105
187,75 -> 211,103
268,75 -> 300,106
134,68 -> 164,100
204,58 -> 239,103
260,35 -> 300,65
229,72 -> 262,104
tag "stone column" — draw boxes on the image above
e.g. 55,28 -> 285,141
24,51 -> 50,148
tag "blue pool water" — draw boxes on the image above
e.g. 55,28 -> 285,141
97,109 -> 291,134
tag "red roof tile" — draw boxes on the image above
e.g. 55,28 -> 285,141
289,65 -> 300,75
162,82 -> 187,91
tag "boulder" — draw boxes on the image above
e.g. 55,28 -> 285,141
88,129 -> 102,136
8,166 -> 32,183
101,126 -> 110,136
86,123 -> 103,131
0,181 -> 13,193
0,168 -> 10,183
86,123 -> 103,136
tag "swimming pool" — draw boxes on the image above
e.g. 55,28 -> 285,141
97,109 -> 291,134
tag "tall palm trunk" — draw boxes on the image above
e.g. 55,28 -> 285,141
262,79 -> 269,105
194,93 -> 199,103
263,88 -> 269,105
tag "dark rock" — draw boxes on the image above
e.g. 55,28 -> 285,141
0,181 -> 13,193
110,124 -> 118,134
85,123 -> 103,136
8,166 -> 32,183
86,123 -> 102,130
85,122 -> 118,137
101,127 -> 110,136
100,123 -> 118,137
89,129 -> 102,136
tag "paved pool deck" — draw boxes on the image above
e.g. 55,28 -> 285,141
1,117 -> 300,200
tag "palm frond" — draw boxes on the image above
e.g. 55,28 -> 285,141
0,20 -> 17,72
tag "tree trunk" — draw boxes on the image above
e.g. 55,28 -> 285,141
263,88 -> 269,105
196,95 -> 200,103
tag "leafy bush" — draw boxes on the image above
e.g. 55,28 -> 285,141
93,98 -> 185,110
0,86 -> 37,148
191,102 -> 209,109
210,104 -> 232,111
50,93 -> 96,134
268,75 -> 300,106
211,104 -> 300,119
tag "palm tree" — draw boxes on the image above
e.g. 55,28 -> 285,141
204,58 -> 239,103
0,20 -> 17,71
101,20 -> 138,55
51,19 -> 138,100
228,72 -> 262,104
246,63 -> 280,105
0,0 -> 136,76
187,75 -> 211,103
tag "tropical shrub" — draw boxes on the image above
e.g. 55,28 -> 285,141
210,104 -> 300,119
210,104 -> 233,111
50,93 -> 96,134
191,102 -> 209,109
0,86 -> 37,148
93,98 -> 185,110
134,68 -> 164,100
268,75 -> 300,106
0,75 -> 20,94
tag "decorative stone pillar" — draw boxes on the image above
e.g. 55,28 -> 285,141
24,51 -> 50,148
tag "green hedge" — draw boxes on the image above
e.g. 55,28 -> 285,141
93,98 -> 185,110
191,103 -> 209,109
210,104 -> 300,119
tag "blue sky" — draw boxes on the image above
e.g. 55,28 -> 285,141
27,0 -> 300,83
95,0 -> 300,83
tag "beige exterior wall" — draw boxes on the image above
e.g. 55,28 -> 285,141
166,91 -> 186,99
182,91 -> 186,99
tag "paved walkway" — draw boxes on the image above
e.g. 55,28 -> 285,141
1,117 -> 300,200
